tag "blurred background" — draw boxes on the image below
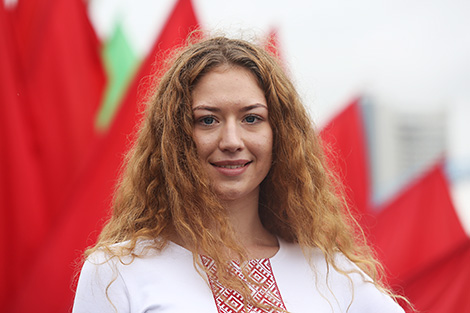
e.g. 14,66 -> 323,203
1,0 -> 469,312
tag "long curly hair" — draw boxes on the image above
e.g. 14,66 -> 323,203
87,35 -> 390,310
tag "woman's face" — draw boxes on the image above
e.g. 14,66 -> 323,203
192,65 -> 273,202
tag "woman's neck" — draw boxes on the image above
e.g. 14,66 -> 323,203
170,191 -> 279,260
222,192 -> 279,259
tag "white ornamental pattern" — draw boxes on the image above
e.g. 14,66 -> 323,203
201,255 -> 287,313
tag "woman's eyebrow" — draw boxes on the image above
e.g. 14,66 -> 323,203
240,103 -> 268,112
192,105 -> 220,112
192,103 -> 267,112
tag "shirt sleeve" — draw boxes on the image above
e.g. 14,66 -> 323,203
349,275 -> 405,313
72,252 -> 130,313
335,255 -> 406,313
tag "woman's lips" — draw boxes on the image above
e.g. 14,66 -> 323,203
210,160 -> 252,176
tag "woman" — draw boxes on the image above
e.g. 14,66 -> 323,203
73,36 -> 405,313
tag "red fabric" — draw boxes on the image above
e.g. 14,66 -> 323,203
0,7 -> 47,309
320,98 -> 371,215
370,163 -> 468,286
402,241 -> 470,313
320,100 -> 469,311
2,0 -> 105,311
9,0 -> 106,220
8,1 -> 200,312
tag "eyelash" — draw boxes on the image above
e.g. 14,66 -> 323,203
243,114 -> 263,124
196,114 -> 263,127
197,115 -> 218,126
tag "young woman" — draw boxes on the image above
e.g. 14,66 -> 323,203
72,36 -> 405,313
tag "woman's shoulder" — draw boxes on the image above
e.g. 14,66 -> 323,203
278,241 -> 369,278
316,251 -> 404,313
275,240 -> 404,312
77,237 -> 194,299
276,239 -> 351,268
86,238 -> 165,260
84,237 -> 195,275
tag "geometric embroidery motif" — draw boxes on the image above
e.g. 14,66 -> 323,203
201,255 -> 287,313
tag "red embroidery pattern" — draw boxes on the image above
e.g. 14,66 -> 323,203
201,256 -> 287,313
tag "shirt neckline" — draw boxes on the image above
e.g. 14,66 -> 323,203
167,236 -> 286,262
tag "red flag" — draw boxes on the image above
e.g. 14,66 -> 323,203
9,1 -> 200,312
2,0 -> 105,310
0,7 -> 47,309
319,97 -> 469,311
370,162 -> 468,286
320,98 -> 371,215
402,241 -> 470,312
3,0 -> 105,310
10,0 -> 106,221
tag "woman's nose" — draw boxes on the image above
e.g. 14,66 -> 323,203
218,121 -> 244,152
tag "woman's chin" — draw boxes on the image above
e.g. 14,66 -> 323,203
215,186 -> 260,203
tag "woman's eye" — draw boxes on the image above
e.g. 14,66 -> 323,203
244,115 -> 260,124
200,116 -> 216,125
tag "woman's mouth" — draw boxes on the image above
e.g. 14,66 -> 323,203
214,163 -> 248,169
210,160 -> 252,176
